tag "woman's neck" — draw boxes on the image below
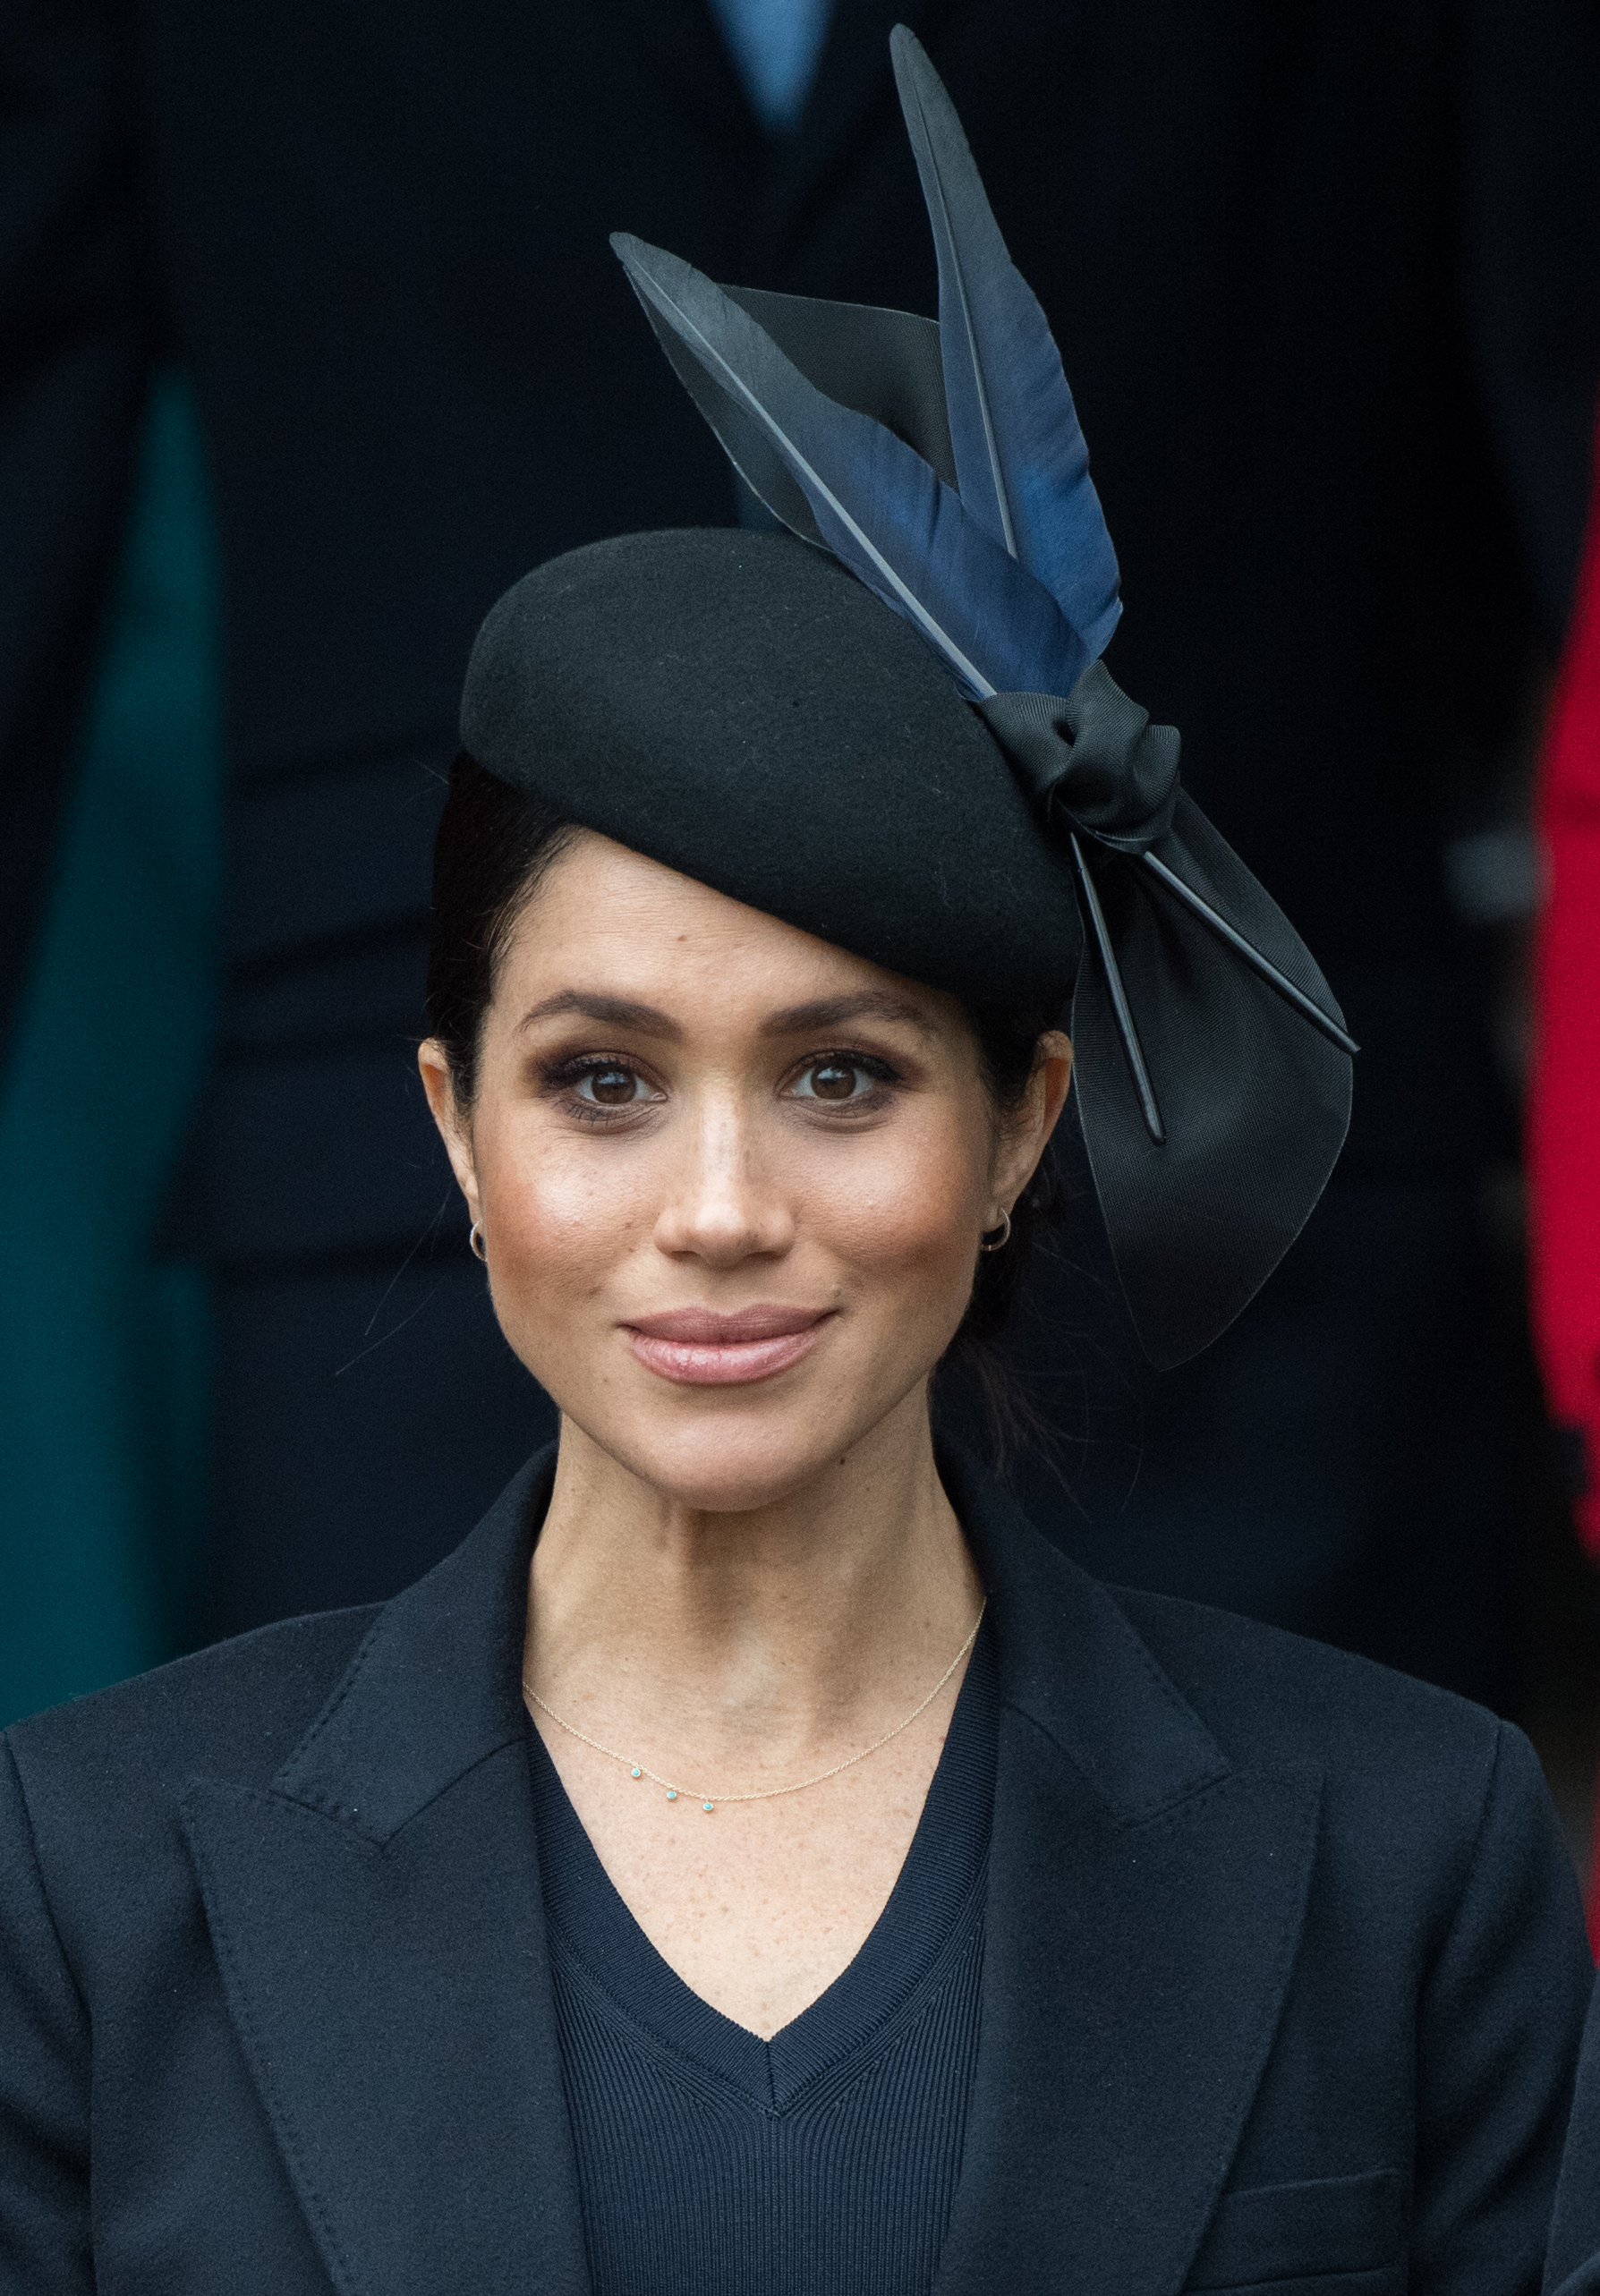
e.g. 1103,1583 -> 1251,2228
524,1388 -> 983,1779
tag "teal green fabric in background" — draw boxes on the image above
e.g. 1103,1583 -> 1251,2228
0,375 -> 223,1726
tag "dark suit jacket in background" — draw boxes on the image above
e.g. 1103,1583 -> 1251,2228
0,1446 -> 1590,2292
9,0 -> 1599,1056
4,0 -> 1599,1660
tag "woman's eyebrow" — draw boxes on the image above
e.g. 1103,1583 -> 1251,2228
516,991 -> 682,1039
759,992 -> 938,1041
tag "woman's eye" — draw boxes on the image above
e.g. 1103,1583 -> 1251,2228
575,1064 -> 651,1108
791,1058 -> 875,1103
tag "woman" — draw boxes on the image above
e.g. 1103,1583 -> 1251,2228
0,32 -> 1589,2295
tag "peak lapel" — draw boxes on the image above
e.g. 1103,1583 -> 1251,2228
181,1452 -> 590,2296
752,0 -> 952,256
622,0 -> 766,154
935,1455 -> 1322,2296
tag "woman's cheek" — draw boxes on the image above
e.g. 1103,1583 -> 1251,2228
479,1124 -> 655,1298
796,1118 -> 986,1280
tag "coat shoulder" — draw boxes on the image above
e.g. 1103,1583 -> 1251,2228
1105,1581 -> 1506,1781
4,1603 -> 382,1815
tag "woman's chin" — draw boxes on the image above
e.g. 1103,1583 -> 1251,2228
557,1382 -> 904,1517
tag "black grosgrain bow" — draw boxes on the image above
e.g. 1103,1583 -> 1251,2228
978,663 -> 1180,855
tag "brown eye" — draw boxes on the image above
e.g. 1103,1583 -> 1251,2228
793,1058 -> 868,1102
579,1065 -> 645,1107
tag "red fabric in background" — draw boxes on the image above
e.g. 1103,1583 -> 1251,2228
1529,402 -> 1600,1561
1529,401 -> 1600,1952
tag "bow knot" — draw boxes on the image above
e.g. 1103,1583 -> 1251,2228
978,660 -> 1180,854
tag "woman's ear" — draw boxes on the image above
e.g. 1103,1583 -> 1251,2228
417,1042 -> 483,1226
991,1029 -> 1073,1216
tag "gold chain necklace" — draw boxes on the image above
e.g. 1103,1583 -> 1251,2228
523,1600 -> 985,1814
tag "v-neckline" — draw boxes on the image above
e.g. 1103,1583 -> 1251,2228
526,1625 -> 998,2114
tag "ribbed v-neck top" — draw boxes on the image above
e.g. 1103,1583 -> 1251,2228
526,1625 -> 998,2296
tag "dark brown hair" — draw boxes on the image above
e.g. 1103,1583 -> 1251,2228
425,751 -> 1063,1443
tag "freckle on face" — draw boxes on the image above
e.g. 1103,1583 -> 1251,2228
463,831 -> 999,1512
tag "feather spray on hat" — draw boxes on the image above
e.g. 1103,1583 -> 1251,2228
600,30 -> 1357,1365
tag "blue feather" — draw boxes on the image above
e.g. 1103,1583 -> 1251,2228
889,27 -> 1121,660
612,233 -> 1090,702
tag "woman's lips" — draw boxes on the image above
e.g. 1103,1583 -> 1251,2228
623,1305 -> 834,1387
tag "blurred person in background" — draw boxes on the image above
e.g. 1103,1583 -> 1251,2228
2,0 -> 1597,1717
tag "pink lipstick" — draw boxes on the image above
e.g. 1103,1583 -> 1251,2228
623,1305 -> 834,1386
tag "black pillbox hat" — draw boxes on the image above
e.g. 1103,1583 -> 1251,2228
461,526 -> 1083,1012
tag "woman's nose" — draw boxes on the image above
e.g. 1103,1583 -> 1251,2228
651,1101 -> 795,1267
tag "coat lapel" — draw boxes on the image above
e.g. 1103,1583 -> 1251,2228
177,1431 -> 1315,2295
617,0 -> 765,158
935,1454 -> 1322,2296
749,0 -> 954,257
180,1450 -> 588,2296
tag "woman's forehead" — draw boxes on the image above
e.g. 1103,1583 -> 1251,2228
498,831 -> 962,1041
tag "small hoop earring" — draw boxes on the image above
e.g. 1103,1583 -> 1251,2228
978,1208 -> 1012,1254
469,1222 -> 488,1263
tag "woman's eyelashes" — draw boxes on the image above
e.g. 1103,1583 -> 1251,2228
783,1051 -> 902,1108
540,1048 -> 904,1123
543,1055 -> 665,1123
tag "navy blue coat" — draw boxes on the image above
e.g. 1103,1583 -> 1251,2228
1546,1984 -> 1600,2296
0,1447 -> 1590,2293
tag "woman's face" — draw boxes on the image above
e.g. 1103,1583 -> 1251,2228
421,830 -> 1070,1513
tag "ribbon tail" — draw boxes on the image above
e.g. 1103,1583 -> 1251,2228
1139,851 -> 1360,1059
1071,834 -> 1165,1144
